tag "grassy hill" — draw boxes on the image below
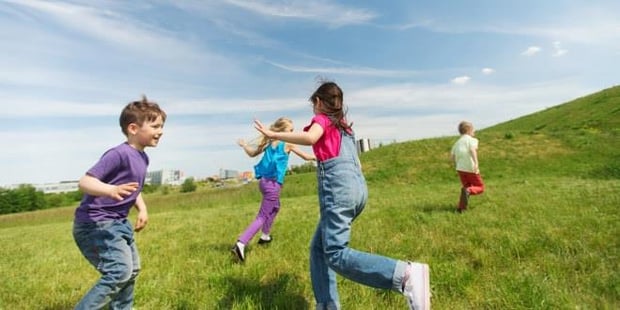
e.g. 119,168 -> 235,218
1,86 -> 618,309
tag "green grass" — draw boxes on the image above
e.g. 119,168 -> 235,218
1,86 -> 619,309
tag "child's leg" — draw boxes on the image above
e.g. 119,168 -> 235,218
467,173 -> 485,195
110,237 -> 141,309
310,221 -> 340,310
238,211 -> 267,245
457,171 -> 470,209
238,178 -> 278,244
73,219 -> 139,310
260,180 -> 282,236
320,200 -> 400,291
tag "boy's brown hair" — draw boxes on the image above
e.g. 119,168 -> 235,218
458,121 -> 473,135
119,95 -> 167,136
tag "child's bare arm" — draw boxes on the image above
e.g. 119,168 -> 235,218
255,120 -> 323,146
287,144 -> 316,161
237,139 -> 262,157
471,147 -> 480,173
133,193 -> 148,232
78,174 -> 138,201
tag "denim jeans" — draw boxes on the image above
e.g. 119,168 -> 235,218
238,178 -> 282,244
310,131 -> 407,310
73,219 -> 141,310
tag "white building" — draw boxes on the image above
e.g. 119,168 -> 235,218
146,169 -> 185,186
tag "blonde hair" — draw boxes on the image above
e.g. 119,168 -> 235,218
256,117 -> 293,151
458,121 -> 474,135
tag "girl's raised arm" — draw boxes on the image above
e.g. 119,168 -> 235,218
254,119 -> 323,146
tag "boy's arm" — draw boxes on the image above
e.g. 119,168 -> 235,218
133,193 -> 148,232
287,144 -> 316,161
471,147 -> 480,174
79,174 -> 138,201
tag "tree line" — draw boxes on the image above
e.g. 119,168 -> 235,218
0,185 -> 82,215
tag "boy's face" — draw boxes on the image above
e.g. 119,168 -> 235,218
128,115 -> 165,150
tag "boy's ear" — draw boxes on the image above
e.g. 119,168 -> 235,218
127,123 -> 139,135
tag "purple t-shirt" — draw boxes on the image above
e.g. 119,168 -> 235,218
74,142 -> 149,223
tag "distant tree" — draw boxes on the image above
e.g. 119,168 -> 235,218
142,183 -> 160,194
44,190 -> 83,209
180,178 -> 197,193
289,162 -> 316,174
0,185 -> 46,214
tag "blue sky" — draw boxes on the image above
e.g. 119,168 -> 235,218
0,0 -> 618,186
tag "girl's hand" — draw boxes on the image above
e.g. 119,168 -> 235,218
237,139 -> 247,147
254,119 -> 274,138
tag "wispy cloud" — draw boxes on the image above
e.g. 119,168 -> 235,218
224,0 -> 377,27
2,0 -> 227,66
481,68 -> 495,75
521,46 -> 542,56
451,76 -> 471,85
266,61 -> 420,77
552,41 -> 568,57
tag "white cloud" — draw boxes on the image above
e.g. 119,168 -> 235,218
224,0 -> 377,27
552,41 -> 568,57
451,76 -> 471,85
521,46 -> 542,56
2,0 -> 229,68
481,68 -> 495,75
266,61 -> 420,77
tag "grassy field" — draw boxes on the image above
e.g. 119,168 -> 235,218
1,86 -> 619,309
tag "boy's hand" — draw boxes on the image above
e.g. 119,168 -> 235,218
109,182 -> 139,201
134,210 -> 148,232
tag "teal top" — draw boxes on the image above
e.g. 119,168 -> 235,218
254,141 -> 289,184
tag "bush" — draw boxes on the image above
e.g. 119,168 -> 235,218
180,178 -> 197,193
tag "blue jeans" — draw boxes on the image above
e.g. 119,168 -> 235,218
310,131 -> 407,310
73,219 -> 141,310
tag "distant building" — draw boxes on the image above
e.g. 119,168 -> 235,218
357,138 -> 371,153
356,138 -> 397,154
146,169 -> 185,186
240,171 -> 254,182
35,181 -> 79,194
1,181 -> 80,194
219,169 -> 239,180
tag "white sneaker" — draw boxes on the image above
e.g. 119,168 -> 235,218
403,262 -> 430,310
232,242 -> 245,262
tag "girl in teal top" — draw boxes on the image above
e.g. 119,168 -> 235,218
232,117 -> 315,262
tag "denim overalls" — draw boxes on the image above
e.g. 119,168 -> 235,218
310,130 -> 408,310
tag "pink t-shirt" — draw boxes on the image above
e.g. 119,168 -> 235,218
303,114 -> 345,162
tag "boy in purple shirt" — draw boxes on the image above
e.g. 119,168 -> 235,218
72,96 -> 166,309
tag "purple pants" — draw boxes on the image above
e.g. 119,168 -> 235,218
238,178 -> 282,244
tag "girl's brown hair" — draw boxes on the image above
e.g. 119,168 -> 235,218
309,81 -> 351,131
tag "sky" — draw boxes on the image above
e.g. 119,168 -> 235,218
0,0 -> 619,186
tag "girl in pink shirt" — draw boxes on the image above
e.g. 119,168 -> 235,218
254,81 -> 430,310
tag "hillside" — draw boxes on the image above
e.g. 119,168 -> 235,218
361,85 -> 620,185
1,86 -> 618,309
